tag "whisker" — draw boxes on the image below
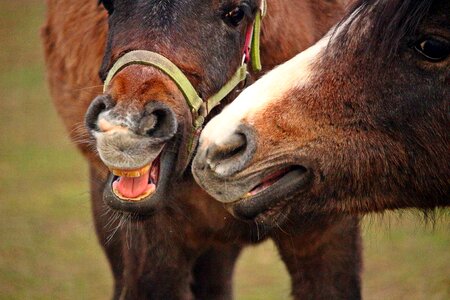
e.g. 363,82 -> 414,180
275,220 -> 290,236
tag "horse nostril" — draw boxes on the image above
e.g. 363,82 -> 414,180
208,134 -> 247,166
85,95 -> 115,132
205,125 -> 256,177
140,114 -> 158,135
140,101 -> 178,141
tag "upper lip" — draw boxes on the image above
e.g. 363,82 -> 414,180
105,147 -> 164,175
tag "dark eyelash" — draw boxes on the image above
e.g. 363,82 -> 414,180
240,2 -> 253,18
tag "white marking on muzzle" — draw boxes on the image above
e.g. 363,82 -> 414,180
93,109 -> 158,170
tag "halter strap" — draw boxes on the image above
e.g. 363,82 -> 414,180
103,51 -> 248,129
104,51 -> 203,113
251,1 -> 265,71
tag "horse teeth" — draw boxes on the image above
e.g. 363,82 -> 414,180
111,164 -> 151,178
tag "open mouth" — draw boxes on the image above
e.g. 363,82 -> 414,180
110,153 -> 161,202
242,166 -> 297,199
226,165 -> 311,222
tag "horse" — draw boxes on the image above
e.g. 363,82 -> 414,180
43,0 -> 363,298
193,0 -> 449,222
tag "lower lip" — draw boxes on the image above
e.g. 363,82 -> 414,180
112,182 -> 156,201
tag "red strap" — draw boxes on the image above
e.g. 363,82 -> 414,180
243,24 -> 254,64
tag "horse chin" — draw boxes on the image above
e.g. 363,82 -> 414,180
102,144 -> 179,215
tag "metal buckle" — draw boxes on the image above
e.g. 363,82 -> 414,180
241,53 -> 247,66
260,0 -> 267,17
236,71 -> 252,92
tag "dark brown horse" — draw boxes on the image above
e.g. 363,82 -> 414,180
193,0 -> 449,222
43,0 -> 363,299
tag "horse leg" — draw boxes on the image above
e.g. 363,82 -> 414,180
90,166 -> 125,300
191,245 -> 242,300
273,215 -> 362,300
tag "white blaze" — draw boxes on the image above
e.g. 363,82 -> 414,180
200,35 -> 329,148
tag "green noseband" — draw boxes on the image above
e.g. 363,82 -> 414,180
103,50 -> 247,129
103,0 -> 266,162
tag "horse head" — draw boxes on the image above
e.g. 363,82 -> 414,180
85,0 -> 268,213
193,0 -> 450,223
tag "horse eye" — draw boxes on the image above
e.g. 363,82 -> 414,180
414,38 -> 450,62
224,6 -> 246,27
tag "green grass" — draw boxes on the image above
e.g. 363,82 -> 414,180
0,1 -> 448,299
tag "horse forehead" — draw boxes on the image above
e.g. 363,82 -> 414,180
111,0 -> 220,41
118,0 -> 206,16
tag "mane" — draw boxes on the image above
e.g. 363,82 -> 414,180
335,0 -> 434,58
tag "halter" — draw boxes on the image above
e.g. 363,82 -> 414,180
103,0 -> 266,163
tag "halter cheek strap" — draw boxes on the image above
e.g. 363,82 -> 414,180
244,0 -> 266,71
103,0 -> 266,163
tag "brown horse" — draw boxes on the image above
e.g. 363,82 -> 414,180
193,0 -> 449,223
43,0 -> 363,299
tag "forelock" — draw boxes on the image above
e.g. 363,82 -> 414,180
334,0 -> 434,59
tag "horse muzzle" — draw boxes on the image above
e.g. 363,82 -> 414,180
192,124 -> 313,222
85,94 -> 180,213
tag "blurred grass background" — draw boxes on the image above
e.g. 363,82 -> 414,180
0,1 -> 448,299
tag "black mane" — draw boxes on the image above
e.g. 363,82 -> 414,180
337,0 -> 434,58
